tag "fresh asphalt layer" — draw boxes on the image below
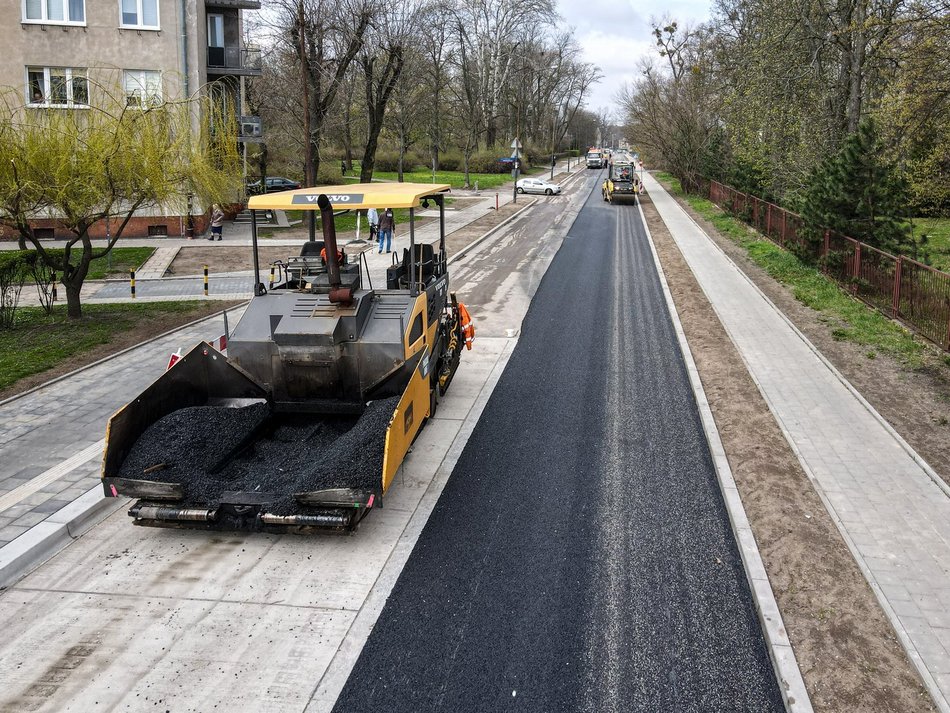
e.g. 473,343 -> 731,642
332,179 -> 784,711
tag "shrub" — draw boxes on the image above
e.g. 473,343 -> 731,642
317,163 -> 344,185
0,252 -> 27,328
436,152 -> 463,171
467,150 -> 511,174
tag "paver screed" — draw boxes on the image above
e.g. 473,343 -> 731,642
644,171 -> 950,712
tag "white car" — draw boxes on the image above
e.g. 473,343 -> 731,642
516,177 -> 562,195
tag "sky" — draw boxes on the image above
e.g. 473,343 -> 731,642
558,0 -> 712,118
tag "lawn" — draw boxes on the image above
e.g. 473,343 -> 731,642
913,217 -> 950,271
363,169 -> 517,190
653,171 -> 928,367
0,301 -> 214,392
86,247 -> 156,279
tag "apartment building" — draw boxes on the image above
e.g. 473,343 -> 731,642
2,0 -> 261,237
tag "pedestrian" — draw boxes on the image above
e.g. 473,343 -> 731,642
377,207 -> 395,253
209,203 -> 224,241
341,160 -> 347,176
367,206 -> 379,243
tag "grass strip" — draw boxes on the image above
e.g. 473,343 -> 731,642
913,217 -> 950,271
86,247 -> 156,279
0,301 -> 210,391
653,172 -> 927,367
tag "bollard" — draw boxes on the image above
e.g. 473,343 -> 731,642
269,264 -> 275,290
496,193 -> 499,211
203,265 -> 209,297
130,269 -> 136,299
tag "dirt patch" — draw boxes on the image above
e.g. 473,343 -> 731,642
641,192 -> 937,712
0,300 -> 243,402
167,246 -> 297,277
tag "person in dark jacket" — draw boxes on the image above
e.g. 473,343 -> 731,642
377,208 -> 395,253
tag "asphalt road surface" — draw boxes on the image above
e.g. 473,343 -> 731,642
332,175 -> 785,712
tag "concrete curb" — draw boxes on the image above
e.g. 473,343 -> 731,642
638,199 -> 813,713
0,485 -> 125,590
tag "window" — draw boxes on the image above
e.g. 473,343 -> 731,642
120,0 -> 158,28
23,0 -> 85,23
123,70 -> 162,107
27,67 -> 89,107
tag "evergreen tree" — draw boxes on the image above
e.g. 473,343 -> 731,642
800,118 -> 913,256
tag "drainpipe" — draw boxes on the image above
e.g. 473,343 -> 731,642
180,0 -> 194,237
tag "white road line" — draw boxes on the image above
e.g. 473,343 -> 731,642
0,440 -> 104,515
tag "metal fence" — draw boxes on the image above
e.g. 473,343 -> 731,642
708,180 -> 950,351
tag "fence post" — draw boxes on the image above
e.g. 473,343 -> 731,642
203,265 -> 209,297
753,199 -> 759,228
823,229 -> 830,267
130,269 -> 135,299
766,204 -> 772,238
781,211 -> 787,247
852,242 -> 861,294
892,256 -> 902,317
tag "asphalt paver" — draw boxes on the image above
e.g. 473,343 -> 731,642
331,179 -> 784,711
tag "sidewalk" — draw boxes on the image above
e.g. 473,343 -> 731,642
644,172 -> 950,712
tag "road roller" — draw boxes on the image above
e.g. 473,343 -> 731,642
602,160 -> 641,204
100,183 -> 473,534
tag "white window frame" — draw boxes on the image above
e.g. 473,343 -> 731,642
26,67 -> 90,109
119,0 -> 159,30
22,0 -> 86,25
123,69 -> 163,107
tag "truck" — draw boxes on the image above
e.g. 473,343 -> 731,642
101,183 -> 472,534
586,149 -> 605,169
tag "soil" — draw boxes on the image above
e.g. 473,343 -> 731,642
166,246 -> 295,277
640,190 -> 942,712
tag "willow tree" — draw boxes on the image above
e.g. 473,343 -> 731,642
0,85 -> 240,318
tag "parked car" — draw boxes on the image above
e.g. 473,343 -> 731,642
516,177 -> 562,195
246,176 -> 302,195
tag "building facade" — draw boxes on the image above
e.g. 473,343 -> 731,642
1,0 -> 260,238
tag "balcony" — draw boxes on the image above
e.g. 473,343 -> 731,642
205,0 -> 261,9
207,46 -> 262,77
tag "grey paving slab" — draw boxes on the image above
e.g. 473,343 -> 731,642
646,172 -> 950,713
0,306 -> 246,499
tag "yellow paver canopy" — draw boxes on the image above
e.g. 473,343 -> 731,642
247,182 -> 452,211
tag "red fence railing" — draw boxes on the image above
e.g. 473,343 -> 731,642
708,180 -> 950,350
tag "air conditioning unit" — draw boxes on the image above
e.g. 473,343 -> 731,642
239,116 -> 262,140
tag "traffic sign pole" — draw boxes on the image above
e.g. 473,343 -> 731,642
511,138 -> 522,204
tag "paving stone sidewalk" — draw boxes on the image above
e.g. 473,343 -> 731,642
645,172 -> 950,713
0,307 -> 245,548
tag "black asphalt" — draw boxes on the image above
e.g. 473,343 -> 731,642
332,174 -> 785,712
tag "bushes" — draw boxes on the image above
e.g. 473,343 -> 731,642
467,150 -> 512,174
0,251 -> 58,327
0,252 -> 26,328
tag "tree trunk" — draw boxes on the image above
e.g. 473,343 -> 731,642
847,0 -> 866,134
63,278 -> 83,319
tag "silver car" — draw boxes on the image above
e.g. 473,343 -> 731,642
516,177 -> 562,195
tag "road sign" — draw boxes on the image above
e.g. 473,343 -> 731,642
510,138 -> 522,150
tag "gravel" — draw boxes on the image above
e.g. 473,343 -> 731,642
121,396 -> 400,512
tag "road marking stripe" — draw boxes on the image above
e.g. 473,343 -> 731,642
0,440 -> 104,514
